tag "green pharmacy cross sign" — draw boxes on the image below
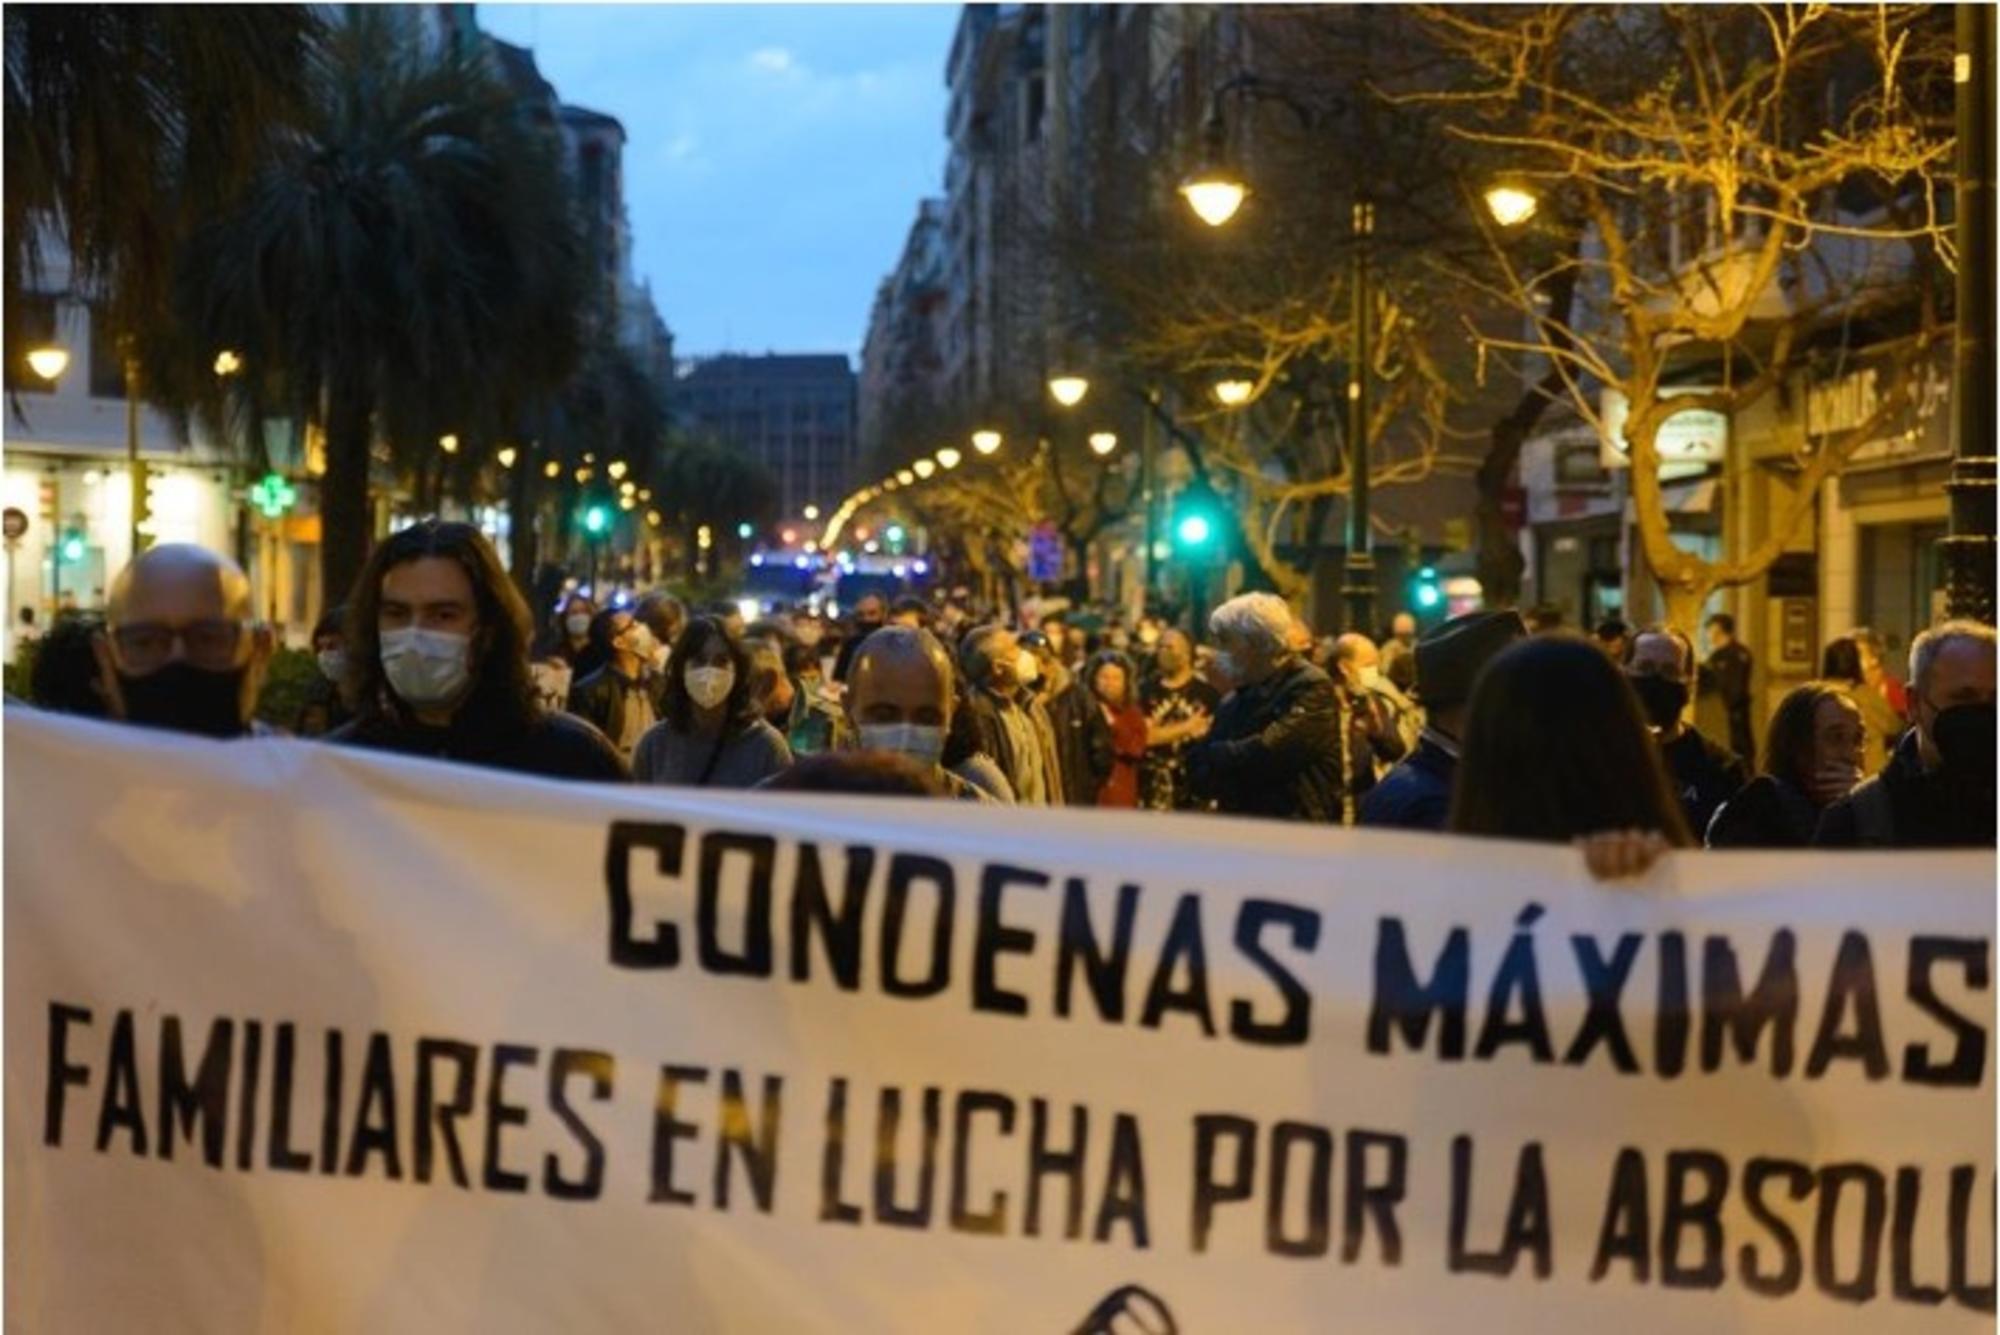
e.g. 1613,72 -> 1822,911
250,472 -> 297,519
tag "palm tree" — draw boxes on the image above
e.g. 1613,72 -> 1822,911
4,6 -> 316,369
172,7 -> 585,606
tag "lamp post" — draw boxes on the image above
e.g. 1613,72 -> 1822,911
1180,72 -> 1378,631
1944,1 -> 1996,623
1342,195 -> 1376,637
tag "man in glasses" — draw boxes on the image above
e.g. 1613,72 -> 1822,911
89,544 -> 273,739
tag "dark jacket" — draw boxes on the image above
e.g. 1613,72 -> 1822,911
293,674 -> 352,739
330,707 -> 628,782
1705,774 -> 1821,849
567,663 -> 662,747
1813,730 -> 1997,848
1184,659 -> 1344,822
1660,728 -> 1749,842
959,685 -> 1060,803
1045,681 -> 1113,807
1356,733 -> 1456,832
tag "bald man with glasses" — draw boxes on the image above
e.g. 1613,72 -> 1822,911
89,544 -> 274,738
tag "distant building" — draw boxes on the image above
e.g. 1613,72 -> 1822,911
857,198 -> 948,463
677,355 -> 857,519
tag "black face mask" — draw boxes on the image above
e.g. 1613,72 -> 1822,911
1931,701 -> 1996,780
1629,673 -> 1690,729
117,662 -> 249,739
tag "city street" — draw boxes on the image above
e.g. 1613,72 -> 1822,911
2,4 -> 1995,1332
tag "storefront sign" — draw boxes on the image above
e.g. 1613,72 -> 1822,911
1808,354 -> 1951,467
1599,388 -> 1727,477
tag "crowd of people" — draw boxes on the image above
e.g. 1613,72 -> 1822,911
11,519 -> 1994,875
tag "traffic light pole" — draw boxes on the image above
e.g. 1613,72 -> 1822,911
1943,1 -> 1996,624
1340,196 -> 1377,636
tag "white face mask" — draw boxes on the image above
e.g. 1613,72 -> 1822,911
651,644 -> 672,673
858,721 -> 946,769
380,627 -> 472,709
565,613 -> 592,638
1212,650 -> 1241,686
623,623 -> 657,662
317,649 -> 346,683
1015,650 -> 1041,687
685,664 -> 735,710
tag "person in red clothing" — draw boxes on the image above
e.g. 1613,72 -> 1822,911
1087,649 -> 1148,807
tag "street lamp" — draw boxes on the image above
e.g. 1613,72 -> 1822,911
25,346 -> 69,382
935,446 -> 962,470
1047,374 -> 1090,407
803,503 -> 820,520
1178,111 -> 1248,227
1212,378 -> 1254,407
912,458 -> 936,479
608,460 -> 629,480
213,349 -> 244,377
896,468 -> 916,485
971,429 -> 1002,455
1483,182 -> 1540,227
543,460 -> 561,479
496,445 -> 518,469
439,433 -> 460,454
1179,171 -> 1248,228
1088,431 -> 1119,456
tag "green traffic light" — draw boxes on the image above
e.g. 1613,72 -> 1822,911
1176,513 -> 1213,546
584,505 -> 609,535
1415,583 -> 1442,609
885,523 -> 906,544
736,521 -> 753,539
59,532 -> 85,563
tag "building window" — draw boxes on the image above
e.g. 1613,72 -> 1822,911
89,305 -> 127,400
4,294 -> 58,394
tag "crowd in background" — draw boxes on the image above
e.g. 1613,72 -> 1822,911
9,519 -> 1994,873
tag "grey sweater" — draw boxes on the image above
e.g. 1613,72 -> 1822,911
632,718 -> 792,788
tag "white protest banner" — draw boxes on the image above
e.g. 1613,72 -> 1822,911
4,709 -> 1994,1332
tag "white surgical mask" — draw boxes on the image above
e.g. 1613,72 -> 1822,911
317,649 -> 346,682
380,627 -> 472,709
1015,650 -> 1041,687
685,664 -> 735,710
1212,650 -> 1241,685
858,721 -> 945,769
565,613 -> 592,638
